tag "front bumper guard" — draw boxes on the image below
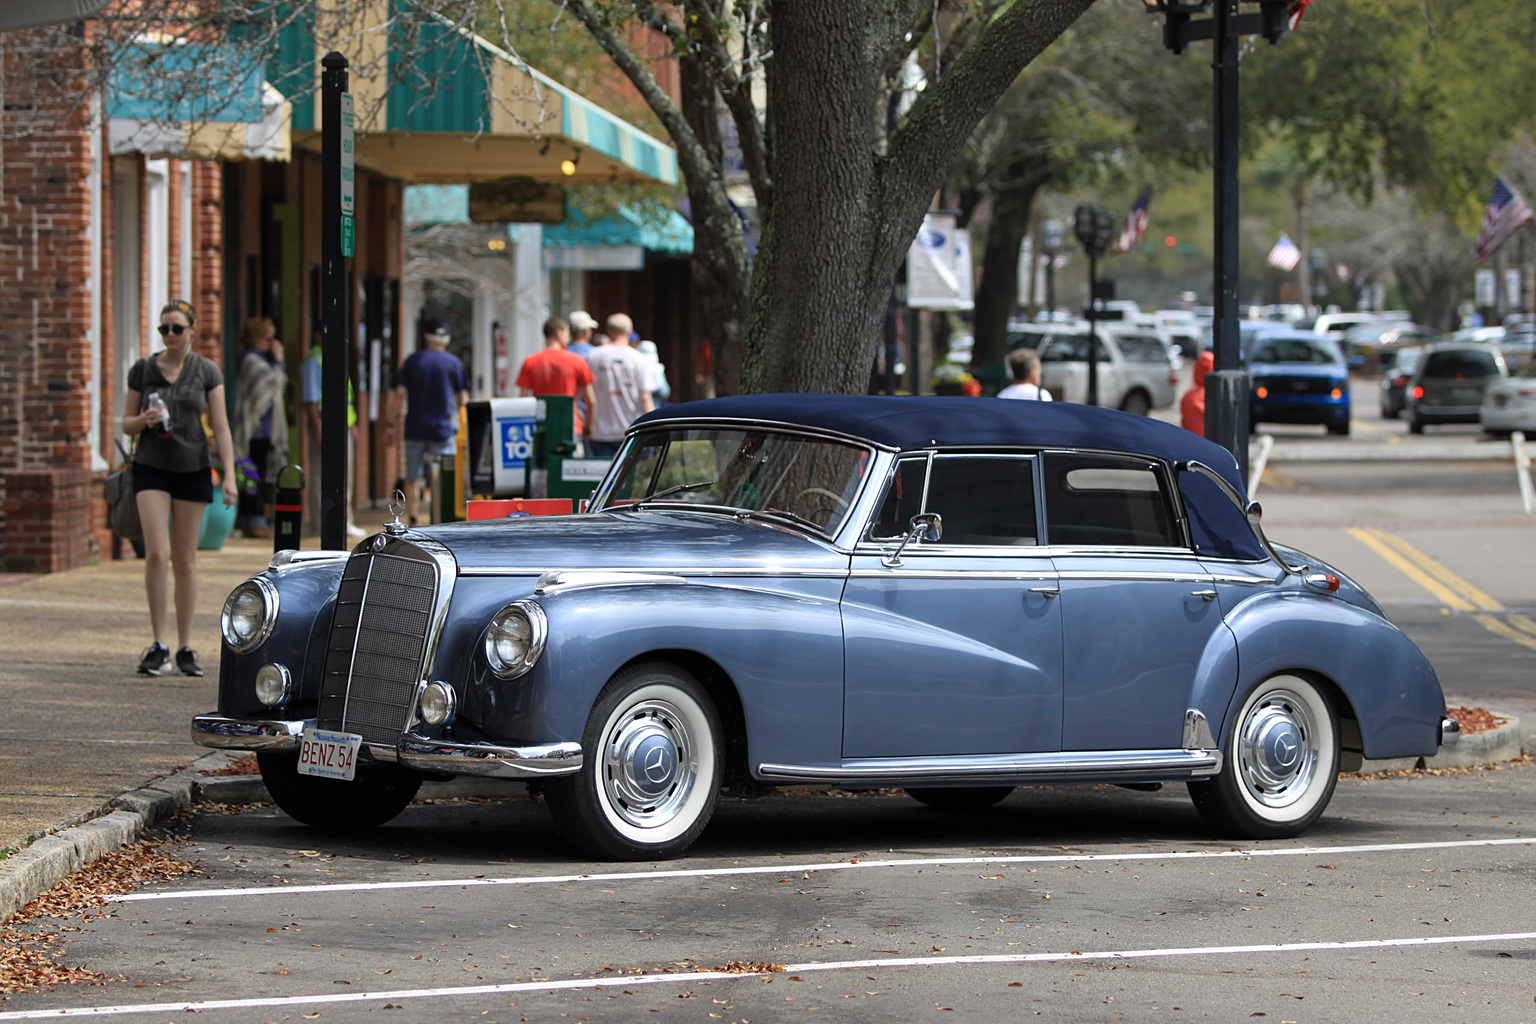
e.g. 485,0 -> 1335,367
1440,716 -> 1461,748
191,714 -> 583,779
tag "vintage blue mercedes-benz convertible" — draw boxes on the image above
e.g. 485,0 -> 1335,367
194,395 -> 1458,859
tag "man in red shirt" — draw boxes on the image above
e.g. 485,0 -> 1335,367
516,317 -> 598,436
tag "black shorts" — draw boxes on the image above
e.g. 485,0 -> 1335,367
132,464 -> 214,503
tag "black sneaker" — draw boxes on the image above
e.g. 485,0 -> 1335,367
175,647 -> 204,677
137,642 -> 171,676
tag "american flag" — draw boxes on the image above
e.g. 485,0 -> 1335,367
1113,188 -> 1152,253
1471,177 -> 1534,264
1266,233 -> 1301,272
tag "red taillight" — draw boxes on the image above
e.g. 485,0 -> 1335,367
1393,375 -> 1410,387
1169,370 -> 1180,385
1412,385 -> 1425,399
1519,388 -> 1536,399
1324,574 -> 1340,592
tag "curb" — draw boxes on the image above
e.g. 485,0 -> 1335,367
1351,714 -> 1523,774
1257,439 -> 1515,463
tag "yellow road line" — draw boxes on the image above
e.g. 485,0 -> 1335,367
1346,527 -> 1536,651
1358,528 -> 1503,611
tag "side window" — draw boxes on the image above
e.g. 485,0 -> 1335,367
868,457 -> 928,540
1043,454 -> 1182,548
926,457 -> 1039,546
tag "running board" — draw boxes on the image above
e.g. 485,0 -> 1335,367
757,747 -> 1222,786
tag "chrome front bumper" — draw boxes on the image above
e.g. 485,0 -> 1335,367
191,714 -> 583,779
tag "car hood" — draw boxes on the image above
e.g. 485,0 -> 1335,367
408,510 -> 851,573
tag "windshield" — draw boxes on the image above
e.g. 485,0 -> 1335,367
590,427 -> 873,536
1250,337 -> 1343,366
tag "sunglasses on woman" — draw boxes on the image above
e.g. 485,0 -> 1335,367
157,323 -> 188,336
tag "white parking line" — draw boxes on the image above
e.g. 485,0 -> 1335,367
116,836 -> 1534,903
1,930 -> 1532,1020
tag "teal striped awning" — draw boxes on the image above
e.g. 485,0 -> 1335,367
270,4 -> 678,187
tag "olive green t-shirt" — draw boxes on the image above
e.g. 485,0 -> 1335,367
128,353 -> 224,472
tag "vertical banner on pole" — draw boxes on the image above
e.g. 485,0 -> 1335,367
340,93 -> 355,258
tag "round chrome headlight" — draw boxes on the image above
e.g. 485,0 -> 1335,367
222,578 -> 278,653
419,681 -> 456,725
254,663 -> 292,707
484,600 -> 547,678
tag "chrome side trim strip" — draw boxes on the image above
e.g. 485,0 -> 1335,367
757,747 -> 1222,783
535,570 -> 687,594
191,715 -> 308,752
397,735 -> 584,778
848,569 -> 1057,581
1054,569 -> 1215,583
1207,573 -> 1272,586
461,566 -> 850,579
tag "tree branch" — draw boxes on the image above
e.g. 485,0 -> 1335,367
676,0 -> 773,207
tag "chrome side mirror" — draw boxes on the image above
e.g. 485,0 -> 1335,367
883,512 -> 942,568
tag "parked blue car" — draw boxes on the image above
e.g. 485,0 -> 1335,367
195,395 -> 1455,859
1247,333 -> 1352,435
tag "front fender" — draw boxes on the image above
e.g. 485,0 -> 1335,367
216,557 -> 347,719
1220,591 -> 1445,759
452,578 -> 848,768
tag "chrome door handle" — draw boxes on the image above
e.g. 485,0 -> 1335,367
1191,589 -> 1218,601
1028,586 -> 1060,598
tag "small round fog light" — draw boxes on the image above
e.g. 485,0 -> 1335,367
420,681 -> 455,725
254,663 -> 292,707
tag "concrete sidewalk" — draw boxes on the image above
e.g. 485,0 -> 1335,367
0,508 -> 392,856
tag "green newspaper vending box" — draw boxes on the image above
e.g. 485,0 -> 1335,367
525,395 -> 612,506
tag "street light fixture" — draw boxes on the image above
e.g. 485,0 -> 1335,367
1142,0 -> 1292,482
1073,204 -> 1117,407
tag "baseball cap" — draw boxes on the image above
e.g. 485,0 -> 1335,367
423,317 -> 450,336
568,310 -> 598,332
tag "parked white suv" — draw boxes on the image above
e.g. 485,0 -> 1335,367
1012,323 -> 1179,414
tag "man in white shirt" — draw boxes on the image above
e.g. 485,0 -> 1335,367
997,348 -> 1053,401
584,313 -> 654,457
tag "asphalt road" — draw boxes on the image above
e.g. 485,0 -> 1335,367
5,387 -> 1536,1022
2,769 -> 1534,1023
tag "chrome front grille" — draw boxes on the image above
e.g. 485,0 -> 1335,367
317,545 -> 442,746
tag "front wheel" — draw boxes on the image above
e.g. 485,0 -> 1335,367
1327,417 -> 1351,436
1187,674 -> 1339,839
545,662 -> 722,860
257,752 -> 422,832
1408,413 -> 1426,434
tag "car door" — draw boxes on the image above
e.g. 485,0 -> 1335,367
842,453 -> 1064,758
1042,452 -> 1234,752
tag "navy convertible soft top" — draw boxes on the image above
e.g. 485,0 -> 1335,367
636,395 -> 1265,561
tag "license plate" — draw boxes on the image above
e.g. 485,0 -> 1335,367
297,729 -> 363,781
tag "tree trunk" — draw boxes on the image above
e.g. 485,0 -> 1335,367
972,168 -> 1046,372
678,49 -> 747,396
742,3 -> 886,395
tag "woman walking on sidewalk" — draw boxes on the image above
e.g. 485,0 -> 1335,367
121,300 -> 239,676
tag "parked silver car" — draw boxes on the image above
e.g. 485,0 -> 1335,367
1022,324 -> 1179,414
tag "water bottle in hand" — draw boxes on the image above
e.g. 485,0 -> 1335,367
145,392 -> 172,438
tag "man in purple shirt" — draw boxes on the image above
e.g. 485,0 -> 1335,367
390,318 -> 469,524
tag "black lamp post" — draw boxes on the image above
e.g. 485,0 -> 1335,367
1072,204 -> 1116,407
1142,0 -> 1290,483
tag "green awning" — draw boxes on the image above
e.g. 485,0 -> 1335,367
542,206 -> 692,254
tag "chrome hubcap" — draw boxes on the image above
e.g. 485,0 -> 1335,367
602,699 -> 696,829
1236,689 -> 1318,809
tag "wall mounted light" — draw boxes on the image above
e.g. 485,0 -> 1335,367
560,148 -> 581,177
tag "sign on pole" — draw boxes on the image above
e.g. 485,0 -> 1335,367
340,93 -> 355,257
907,213 -> 975,311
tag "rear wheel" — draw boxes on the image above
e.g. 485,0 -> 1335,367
1119,390 -> 1152,417
1187,674 -> 1339,839
906,787 -> 1014,812
545,662 -> 722,860
257,752 -> 422,832
1408,414 -> 1426,434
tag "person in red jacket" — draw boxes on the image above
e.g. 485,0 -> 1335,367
1181,350 -> 1214,436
